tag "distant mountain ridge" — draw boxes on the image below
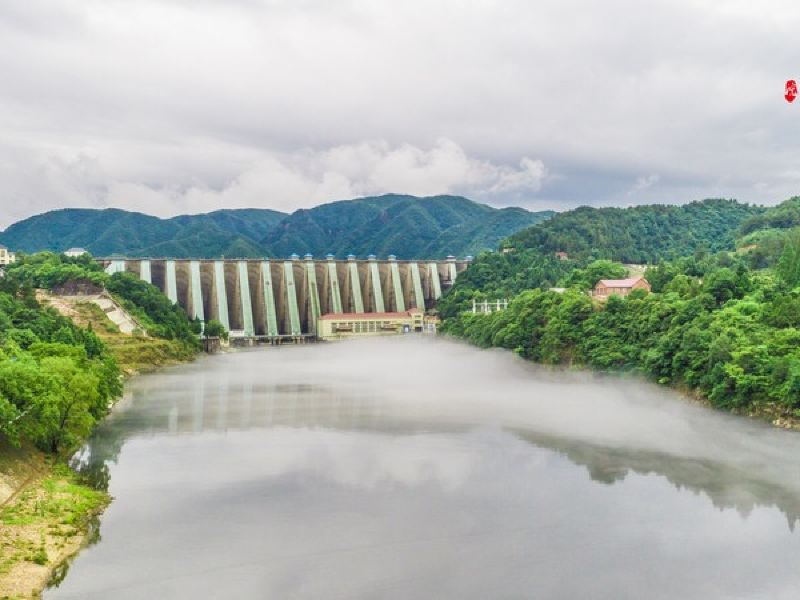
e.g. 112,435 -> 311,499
0,194 -> 552,259
262,195 -> 552,258
0,208 -> 286,259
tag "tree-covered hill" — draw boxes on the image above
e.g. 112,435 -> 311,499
262,194 -> 553,258
505,199 -> 764,263
0,195 -> 551,259
731,197 -> 800,269
738,197 -> 800,236
0,208 -> 287,258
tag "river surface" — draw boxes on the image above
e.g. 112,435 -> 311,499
46,337 -> 800,599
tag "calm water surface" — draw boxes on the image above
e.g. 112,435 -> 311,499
46,337 -> 800,599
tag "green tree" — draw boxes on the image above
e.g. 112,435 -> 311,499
561,260 -> 627,290
204,319 -> 228,340
777,229 -> 800,287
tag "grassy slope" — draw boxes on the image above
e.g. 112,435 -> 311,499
69,302 -> 196,374
0,447 -> 108,600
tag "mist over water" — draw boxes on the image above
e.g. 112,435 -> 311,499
47,337 -> 800,599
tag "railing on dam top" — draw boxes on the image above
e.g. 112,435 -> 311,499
97,255 -> 472,338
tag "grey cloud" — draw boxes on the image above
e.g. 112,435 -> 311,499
0,0 -> 799,228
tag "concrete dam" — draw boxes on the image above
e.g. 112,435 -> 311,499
98,255 -> 469,339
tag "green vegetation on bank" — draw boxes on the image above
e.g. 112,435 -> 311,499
1,462 -> 109,573
203,319 -> 228,341
0,252 -> 200,455
437,251 -> 628,320
0,286 -> 120,454
444,254 -> 800,412
441,197 -> 800,419
0,447 -> 110,598
0,194 -> 552,259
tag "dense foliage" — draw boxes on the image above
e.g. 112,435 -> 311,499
437,250 -> 572,319
0,195 -> 552,259
505,199 -> 763,263
736,198 -> 800,271
0,284 -> 121,453
0,251 -> 205,454
5,253 -> 200,347
437,251 -> 628,319
203,319 -> 228,340
739,197 -> 800,236
442,252 -> 800,414
105,273 -> 201,344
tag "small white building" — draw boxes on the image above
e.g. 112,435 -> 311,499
64,247 -> 88,257
0,245 -> 16,266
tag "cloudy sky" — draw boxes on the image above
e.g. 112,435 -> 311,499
0,0 -> 799,228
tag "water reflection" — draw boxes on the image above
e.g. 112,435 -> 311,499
81,343 -> 800,528
513,430 -> 800,528
48,338 -> 800,599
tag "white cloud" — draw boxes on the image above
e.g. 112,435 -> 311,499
628,174 -> 661,196
101,139 -> 547,218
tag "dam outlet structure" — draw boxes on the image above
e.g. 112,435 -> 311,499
98,255 -> 470,342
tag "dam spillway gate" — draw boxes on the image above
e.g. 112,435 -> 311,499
98,256 -> 469,340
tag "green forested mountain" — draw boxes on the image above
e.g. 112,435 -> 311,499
262,194 -> 553,258
0,208 -> 286,258
505,199 -> 764,263
0,195 -> 550,259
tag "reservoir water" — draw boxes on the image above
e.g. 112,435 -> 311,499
46,337 -> 800,599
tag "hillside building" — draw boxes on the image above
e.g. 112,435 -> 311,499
318,309 -> 424,341
64,247 -> 88,257
0,245 -> 16,266
593,276 -> 651,298
555,251 -> 569,260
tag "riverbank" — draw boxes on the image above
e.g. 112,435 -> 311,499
670,381 -> 800,431
439,272 -> 800,435
0,442 -> 109,599
444,323 -> 800,434
0,298 -> 200,599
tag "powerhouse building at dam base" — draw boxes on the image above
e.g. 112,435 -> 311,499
98,254 -> 470,343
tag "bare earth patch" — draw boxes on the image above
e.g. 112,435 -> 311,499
37,290 -> 196,375
0,461 -> 109,599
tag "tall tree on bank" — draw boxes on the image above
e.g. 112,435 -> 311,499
777,229 -> 800,288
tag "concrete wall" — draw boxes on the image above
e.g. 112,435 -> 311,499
99,256 -> 469,338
